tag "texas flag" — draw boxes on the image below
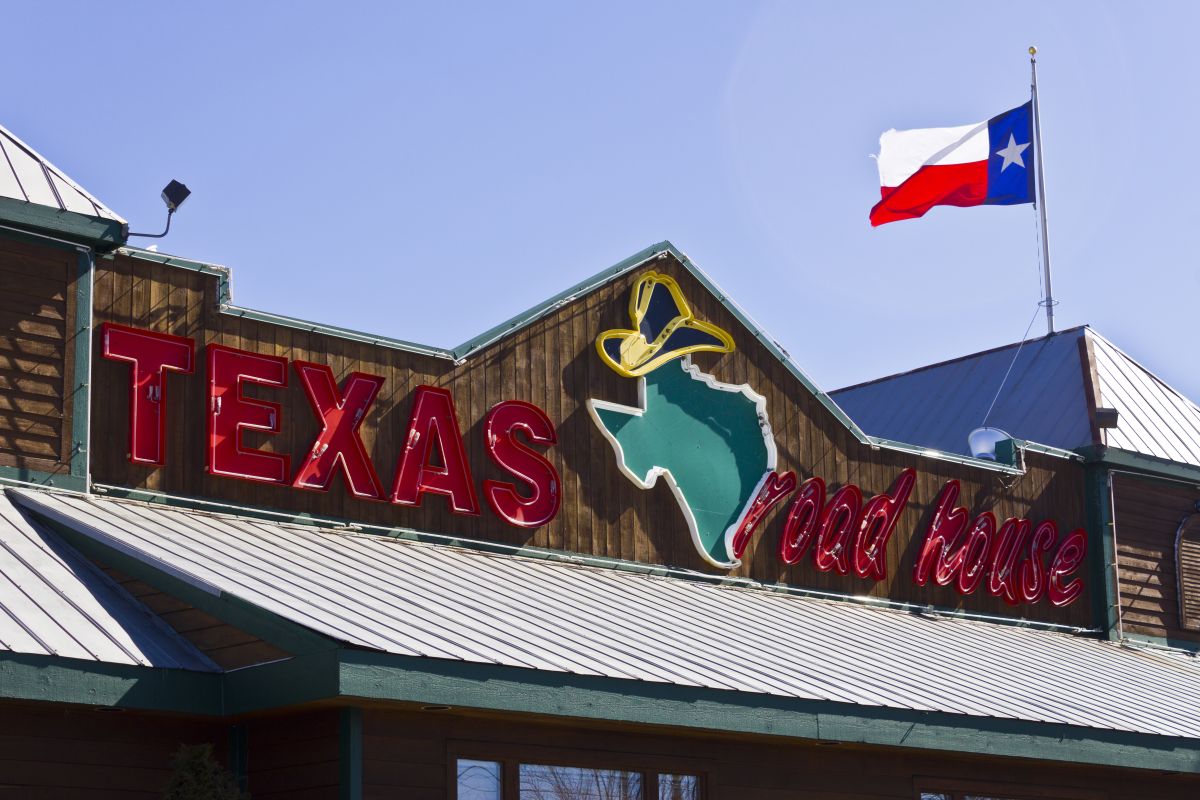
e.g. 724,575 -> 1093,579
870,102 -> 1035,226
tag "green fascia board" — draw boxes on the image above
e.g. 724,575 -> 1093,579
24,506 -> 337,656
0,468 -> 86,493
119,241 -> 1027,476
1076,445 -> 1200,486
334,649 -> 1200,774
0,197 -> 126,251
221,649 -> 342,714
0,651 -> 220,713
6,646 -> 1199,773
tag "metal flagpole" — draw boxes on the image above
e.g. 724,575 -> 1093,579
1029,45 -> 1055,335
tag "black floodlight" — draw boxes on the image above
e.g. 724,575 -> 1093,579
161,179 -> 190,212
128,178 -> 191,239
1095,407 -> 1120,429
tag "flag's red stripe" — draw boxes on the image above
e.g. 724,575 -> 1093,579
870,161 -> 988,227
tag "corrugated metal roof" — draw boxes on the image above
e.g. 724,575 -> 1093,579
0,491 -> 216,670
14,488 -> 1200,740
0,123 -> 125,223
1090,331 -> 1200,466
831,327 -> 1093,456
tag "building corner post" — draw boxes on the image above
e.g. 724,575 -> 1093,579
1084,465 -> 1120,638
340,706 -> 363,800
69,246 -> 94,490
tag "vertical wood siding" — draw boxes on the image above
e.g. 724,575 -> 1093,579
88,252 -> 1091,626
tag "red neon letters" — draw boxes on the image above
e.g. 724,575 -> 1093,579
105,326 -> 562,527
482,401 -> 561,528
852,467 -> 916,580
101,323 -> 194,465
1047,527 -> 1088,607
392,386 -> 480,515
102,324 -> 1091,597
292,361 -> 386,500
208,345 -> 290,484
730,471 -> 797,559
778,476 -> 825,565
912,479 -> 1088,607
814,484 -> 863,575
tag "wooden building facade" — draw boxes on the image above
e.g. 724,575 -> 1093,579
0,135 -> 1198,799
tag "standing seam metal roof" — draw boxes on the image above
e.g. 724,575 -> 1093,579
13,488 -> 1200,740
0,492 -> 216,670
1089,330 -> 1200,466
0,123 -> 125,223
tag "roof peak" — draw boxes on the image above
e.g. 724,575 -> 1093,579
0,122 -> 125,224
832,324 -> 1091,395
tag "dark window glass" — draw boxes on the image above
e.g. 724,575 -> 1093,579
519,764 -> 642,800
457,759 -> 502,800
657,773 -> 698,800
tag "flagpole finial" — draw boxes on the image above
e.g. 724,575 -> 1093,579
1028,45 -> 1038,57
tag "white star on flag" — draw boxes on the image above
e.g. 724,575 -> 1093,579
995,134 -> 1030,171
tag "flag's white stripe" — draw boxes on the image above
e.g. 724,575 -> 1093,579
875,121 -> 988,188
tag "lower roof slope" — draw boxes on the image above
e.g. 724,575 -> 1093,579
12,487 -> 1200,741
0,492 -> 216,671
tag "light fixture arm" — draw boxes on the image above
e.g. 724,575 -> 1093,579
128,208 -> 175,239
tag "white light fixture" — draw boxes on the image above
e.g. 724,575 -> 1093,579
968,427 -> 1012,460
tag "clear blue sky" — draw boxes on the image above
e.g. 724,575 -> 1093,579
6,2 -> 1198,401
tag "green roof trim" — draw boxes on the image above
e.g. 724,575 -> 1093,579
0,197 -> 126,251
1077,445 -> 1200,486
7,645 -> 1196,773
334,648 -> 1200,775
119,241 -> 1028,475
0,468 -> 86,493
0,651 -> 219,713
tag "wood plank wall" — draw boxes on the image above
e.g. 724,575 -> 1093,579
89,252 -> 1091,626
1112,472 -> 1200,644
0,701 -> 224,799
0,236 -> 75,476
362,707 -> 1200,800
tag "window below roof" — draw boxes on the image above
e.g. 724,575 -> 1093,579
454,756 -> 702,800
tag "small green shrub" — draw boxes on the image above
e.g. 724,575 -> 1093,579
163,743 -> 247,800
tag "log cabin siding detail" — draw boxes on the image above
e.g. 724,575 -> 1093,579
0,236 -> 77,477
1111,472 -> 1200,643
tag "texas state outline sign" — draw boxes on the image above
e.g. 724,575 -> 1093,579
586,271 -> 778,568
